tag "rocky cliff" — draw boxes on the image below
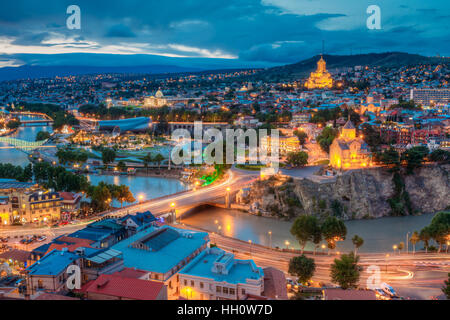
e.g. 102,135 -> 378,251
243,164 -> 450,220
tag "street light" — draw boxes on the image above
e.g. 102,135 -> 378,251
406,232 -> 411,254
393,244 -> 397,255
249,240 -> 253,255
285,240 -> 290,250
268,231 -> 272,248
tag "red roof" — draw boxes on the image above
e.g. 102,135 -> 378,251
79,274 -> 165,300
113,267 -> 149,279
59,192 -> 81,202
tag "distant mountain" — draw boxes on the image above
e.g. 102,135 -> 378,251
257,52 -> 448,81
0,65 -> 205,82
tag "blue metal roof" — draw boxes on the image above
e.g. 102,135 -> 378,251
27,249 -> 79,276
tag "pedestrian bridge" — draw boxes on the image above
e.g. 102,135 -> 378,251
0,137 -> 54,150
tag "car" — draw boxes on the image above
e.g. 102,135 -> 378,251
37,236 -> 47,242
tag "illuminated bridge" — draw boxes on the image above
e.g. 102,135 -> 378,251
0,137 -> 55,150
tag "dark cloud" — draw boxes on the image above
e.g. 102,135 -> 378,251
105,24 -> 136,38
0,0 -> 448,67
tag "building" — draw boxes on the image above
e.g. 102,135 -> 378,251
78,273 -> 167,300
59,192 -> 82,220
290,113 -> 311,126
178,247 -> 264,300
260,135 -> 300,155
67,219 -> 128,248
322,288 -> 377,300
233,116 -> 262,128
144,90 -> 168,108
98,117 -> 152,134
305,56 -> 333,89
0,180 -> 62,225
410,88 -> 450,106
329,119 -> 372,169
118,211 -> 157,235
111,225 -> 209,299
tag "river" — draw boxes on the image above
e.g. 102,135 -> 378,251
182,207 -> 435,253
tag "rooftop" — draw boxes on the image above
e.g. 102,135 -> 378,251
111,226 -> 208,274
26,249 -> 79,276
78,274 -> 165,300
178,247 -> 264,285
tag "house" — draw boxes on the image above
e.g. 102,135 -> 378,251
59,192 -> 82,219
25,249 -> 80,295
31,235 -> 95,262
262,267 -> 288,300
119,211 -> 157,235
178,247 -> 264,300
111,225 -> 209,299
78,274 -> 167,300
68,218 -> 127,248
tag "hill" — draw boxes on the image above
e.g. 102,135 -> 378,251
256,52 -> 449,81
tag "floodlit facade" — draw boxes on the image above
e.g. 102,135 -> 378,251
329,119 -> 372,169
305,56 -> 333,89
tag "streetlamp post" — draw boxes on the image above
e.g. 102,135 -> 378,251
393,245 -> 397,255
406,232 -> 410,254
285,240 -> 290,250
268,231 -> 272,249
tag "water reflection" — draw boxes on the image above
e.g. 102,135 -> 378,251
182,207 -> 436,253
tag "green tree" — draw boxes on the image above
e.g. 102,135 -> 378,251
143,153 -> 152,174
286,151 -> 308,167
429,149 -> 450,164
419,227 -> 432,253
401,146 -> 429,174
288,255 -> 316,285
442,273 -> 450,299
101,148 -> 116,168
427,211 -> 450,253
330,252 -> 361,290
6,119 -> 21,130
290,215 -> 321,254
316,127 -> 338,153
351,235 -> 364,256
153,153 -> 165,169
293,130 -> 308,145
409,231 -> 420,255
35,131 -> 51,141
321,217 -> 347,254
117,160 -> 126,172
380,148 -> 400,168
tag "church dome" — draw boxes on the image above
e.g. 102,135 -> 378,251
155,90 -> 164,98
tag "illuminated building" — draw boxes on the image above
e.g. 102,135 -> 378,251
329,119 -> 371,169
305,56 -> 333,89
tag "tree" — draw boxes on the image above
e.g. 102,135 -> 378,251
427,211 -> 450,253
442,273 -> 450,300
316,127 -> 338,153
288,255 -> 316,285
330,252 -> 361,290
153,153 -> 164,169
290,215 -> 321,254
321,217 -> 347,254
293,130 -> 308,145
101,148 -> 116,168
380,148 -> 400,168
6,119 -> 21,130
36,131 -> 51,141
419,227 -> 432,253
286,151 -> 308,167
397,242 -> 404,254
112,185 -> 135,208
409,231 -> 420,255
351,235 -> 364,256
429,149 -> 450,164
143,153 -> 152,174
117,160 -> 126,172
401,145 -> 429,174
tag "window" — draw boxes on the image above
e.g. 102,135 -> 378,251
200,282 -> 204,289
230,288 -> 235,295
184,279 -> 187,286
216,286 -> 221,293
242,289 -> 246,295
223,287 -> 228,294
190,280 -> 194,287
